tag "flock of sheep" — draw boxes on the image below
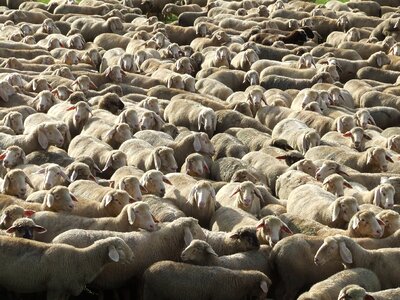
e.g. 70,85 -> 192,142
1,0 -> 400,299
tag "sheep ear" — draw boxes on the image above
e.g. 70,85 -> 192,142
363,134 -> 372,141
25,175 -> 34,188
3,114 -> 11,127
338,241 -> 352,264
183,226 -> 193,245
162,176 -> 172,185
119,180 -> 126,191
108,245 -> 120,262
153,150 -> 162,170
103,194 -> 113,207
193,135 -> 201,152
343,181 -> 352,188
336,118 -> 344,133
376,55 -> 383,67
0,151 -> 6,160
302,135 -> 309,154
376,218 -> 385,227
140,185 -> 148,193
0,213 -> 7,226
70,170 -> 78,182
385,153 -> 394,163
280,223 -> 293,234
154,114 -> 165,129
127,205 -> 136,225
188,186 -> 197,204
229,186 -> 240,198
45,193 -> 55,208
260,280 -> 269,294
352,216 -> 360,230
33,225 -> 47,233
37,127 -> 49,149
206,245 -> 218,257
332,200 -> 341,222
105,127 -> 116,140
254,188 -> 263,202
197,113 -> 203,131
373,188 -> 382,206
1,175 -> 10,193
103,154 -> 113,172
366,150 -> 373,165
342,131 -> 352,137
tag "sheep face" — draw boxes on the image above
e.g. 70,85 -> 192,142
230,170 -> 258,183
66,162 -> 94,182
45,186 -> 77,212
301,130 -> 320,154
195,133 -> 215,156
118,176 -> 142,201
315,161 -> 348,182
140,97 -> 159,115
140,170 -> 171,197
376,210 -> 400,237
183,75 -> 196,92
188,181 -> 216,210
1,169 -> 33,199
366,147 -> 393,172
34,91 -> 55,113
101,190 -> 131,216
105,124 -> 133,146
118,109 -> 139,133
127,202 -> 158,232
332,196 -> 359,223
167,74 -> 185,90
35,165 -> 70,190
0,205 -> 34,230
5,73 -> 25,88
6,218 -> 46,240
387,135 -> 400,153
81,49 -> 102,68
314,236 -> 350,266
185,154 -> 208,178
155,147 -> 177,173
337,116 -> 356,134
0,81 -> 16,103
72,76 -> 97,92
63,50 -> 80,65
69,101 -> 92,127
119,54 -> 136,72
197,110 -> 216,136
337,285 -> 368,300
0,147 -> 25,168
374,184 -> 395,209
180,239 -> 217,264
256,216 -> 292,246
297,159 -> 317,177
140,111 -> 165,131
230,181 -> 261,208
322,174 -> 350,197
67,34 -> 85,50
105,66 -> 126,83
354,110 -> 375,129
350,211 -> 384,239
175,57 -> 193,74
343,127 -> 369,151
244,71 -> 260,87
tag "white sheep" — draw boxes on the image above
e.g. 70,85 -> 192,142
338,284 -> 400,300
32,201 -> 158,242
0,235 -> 134,300
0,205 -> 35,229
216,181 -> 263,216
287,184 -> 359,228
314,235 -> 400,289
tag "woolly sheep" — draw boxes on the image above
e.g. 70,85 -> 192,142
52,217 -> 206,289
314,235 -> 400,289
142,261 -> 271,300
298,268 -> 381,300
0,235 -> 133,299
338,285 -> 400,300
0,205 -> 35,230
33,202 -> 158,242
287,184 -> 359,228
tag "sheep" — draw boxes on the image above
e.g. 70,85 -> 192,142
142,261 -> 271,300
0,235 -> 134,300
216,181 -> 263,216
314,235 -> 400,289
0,169 -> 34,199
215,110 -> 272,134
190,30 -> 231,52
346,183 -> 395,209
165,174 -> 217,228
4,217 -> 47,240
181,239 -> 272,275
109,170 -> 145,201
322,127 -> 371,152
181,153 -> 210,179
68,135 -> 127,178
143,194 -> 186,222
297,268 -> 381,300
52,217 -> 206,290
287,184 -> 359,229
202,227 -> 260,256
210,133 -> 249,160
0,123 -> 63,155
376,210 -> 400,237
0,112 -> 24,135
305,146 -> 394,173
272,118 -> 321,155
261,72 -> 334,90
164,98 -> 217,137
271,234 -> 345,299
92,108 -> 140,134
338,285 -> 400,300
119,139 -> 177,174
230,49 -> 259,71
0,205 -> 35,230
32,202 -> 157,243
0,185 -> 76,214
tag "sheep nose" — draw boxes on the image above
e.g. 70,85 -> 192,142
160,188 -> 165,195
20,188 -> 26,194
39,105 -> 45,111
382,165 -> 388,172
387,203 -> 393,208
44,183 -> 52,189
140,125 -> 146,130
